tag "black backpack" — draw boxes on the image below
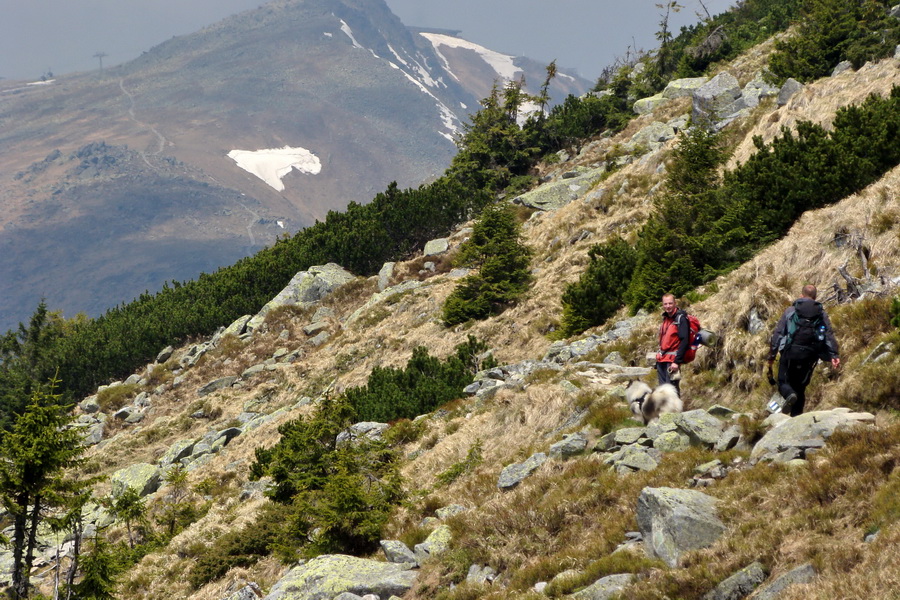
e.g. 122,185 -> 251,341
779,300 -> 826,355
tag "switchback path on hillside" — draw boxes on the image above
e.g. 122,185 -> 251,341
118,77 -> 262,248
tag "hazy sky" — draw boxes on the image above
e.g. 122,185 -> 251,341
0,0 -> 734,82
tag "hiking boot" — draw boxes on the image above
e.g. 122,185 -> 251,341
782,393 -> 798,414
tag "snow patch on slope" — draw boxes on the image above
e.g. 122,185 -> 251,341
227,146 -> 321,192
419,33 -> 522,82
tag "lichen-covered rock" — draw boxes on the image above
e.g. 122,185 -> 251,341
752,563 -> 816,600
662,77 -> 709,98
423,238 -> 450,256
675,410 -> 725,446
614,427 -> 646,445
466,564 -> 497,585
223,582 -> 263,600
261,554 -> 417,600
549,432 -> 588,459
703,561 -> 767,600
378,262 -> 395,291
751,409 -> 875,462
692,71 -> 746,127
569,573 -> 635,600
80,395 -> 100,414
435,504 -> 468,519
197,376 -> 237,397
654,431 -> 691,453
636,487 -> 725,567
110,463 -> 161,497
380,540 -> 418,565
513,167 -> 606,211
633,94 -> 667,114
413,524 -> 452,563
159,439 -> 195,466
498,453 -> 547,489
248,264 -> 356,331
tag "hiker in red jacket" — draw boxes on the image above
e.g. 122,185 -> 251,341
656,293 -> 690,395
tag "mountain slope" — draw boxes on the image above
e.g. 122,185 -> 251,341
0,0 -> 590,331
22,48 -> 899,600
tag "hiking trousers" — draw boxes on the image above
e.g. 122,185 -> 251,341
777,353 -> 818,416
656,361 -> 681,396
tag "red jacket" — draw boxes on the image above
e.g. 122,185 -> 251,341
657,308 -> 690,364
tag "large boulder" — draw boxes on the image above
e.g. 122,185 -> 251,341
248,264 -> 355,331
262,554 -> 417,600
380,540 -> 418,565
662,77 -> 709,98
513,167 -> 606,211
777,78 -> 804,106
751,409 -> 875,463
692,71 -> 746,128
675,410 -> 726,447
633,94 -> 667,115
197,376 -> 238,397
110,463 -> 162,497
637,487 -> 725,567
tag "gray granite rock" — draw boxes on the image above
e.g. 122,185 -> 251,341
703,562 -> 767,600
379,540 -> 418,565
261,554 -> 417,600
498,453 -> 547,489
569,573 -> 635,600
752,563 -> 816,600
636,487 -> 725,567
777,78 -> 804,106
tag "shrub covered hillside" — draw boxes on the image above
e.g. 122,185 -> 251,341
3,2 -> 900,600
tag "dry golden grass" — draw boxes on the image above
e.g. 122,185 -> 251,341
58,48 -> 900,600
729,58 -> 900,168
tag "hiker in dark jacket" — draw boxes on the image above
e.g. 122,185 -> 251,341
657,293 -> 690,395
768,284 -> 840,416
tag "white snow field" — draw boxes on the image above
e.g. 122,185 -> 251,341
227,146 -> 322,191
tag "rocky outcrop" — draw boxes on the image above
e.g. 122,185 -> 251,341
380,540 -> 418,565
423,238 -> 450,256
247,264 -> 356,331
692,72 -> 746,128
750,408 -> 875,463
110,463 -> 162,497
261,554 -> 417,600
636,487 -> 725,567
413,524 -> 452,563
512,166 -> 607,211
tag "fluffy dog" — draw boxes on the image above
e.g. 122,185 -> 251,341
625,381 -> 683,425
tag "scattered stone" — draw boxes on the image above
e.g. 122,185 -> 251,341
466,564 -> 497,585
752,563 -> 816,600
380,540 -> 418,565
79,395 -> 100,414
435,504 -> 468,519
222,582 -> 264,600
378,262 -> 395,291
777,78 -> 804,106
302,321 -> 329,336
703,562 -> 766,600
831,61 -> 853,77
423,238 -> 450,256
310,331 -> 331,347
198,376 -> 237,397
156,345 -> 175,363
569,573 -> 635,600
675,410 -> 726,447
549,432 -> 588,459
633,94 -> 667,115
413,525 -> 452,563
654,431 -> 691,453
636,487 -> 725,567
110,463 -> 162,497
261,554 -> 416,600
662,77 -> 709,98
498,453 -> 548,489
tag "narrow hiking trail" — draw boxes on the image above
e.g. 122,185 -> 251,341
118,78 -> 261,247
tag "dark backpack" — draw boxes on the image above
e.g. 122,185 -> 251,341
779,300 -> 826,355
